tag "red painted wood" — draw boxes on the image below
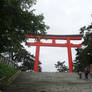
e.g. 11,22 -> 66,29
34,45 -> 40,72
67,38 -> 73,72
26,42 -> 82,48
26,35 -> 82,72
26,35 -> 82,40
26,42 -> 68,47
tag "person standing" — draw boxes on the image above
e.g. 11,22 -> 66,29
78,70 -> 82,79
84,68 -> 89,79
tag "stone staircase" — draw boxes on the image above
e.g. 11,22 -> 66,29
3,72 -> 92,92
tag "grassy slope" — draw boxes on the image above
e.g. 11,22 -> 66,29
0,63 -> 19,85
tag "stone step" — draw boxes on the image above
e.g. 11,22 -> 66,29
13,72 -> 92,82
3,72 -> 92,92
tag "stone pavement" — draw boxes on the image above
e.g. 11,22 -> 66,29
3,72 -> 92,92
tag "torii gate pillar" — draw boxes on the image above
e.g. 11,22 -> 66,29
34,45 -> 40,72
67,38 -> 73,72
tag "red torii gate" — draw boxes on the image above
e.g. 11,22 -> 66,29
26,34 -> 82,72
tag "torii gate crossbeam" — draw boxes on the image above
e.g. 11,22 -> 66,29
26,34 -> 82,72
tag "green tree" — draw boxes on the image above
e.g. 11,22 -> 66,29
0,0 -> 49,54
0,0 -> 48,71
55,61 -> 68,72
20,54 -> 42,72
75,20 -> 92,71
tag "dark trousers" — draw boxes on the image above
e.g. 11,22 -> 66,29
85,73 -> 88,79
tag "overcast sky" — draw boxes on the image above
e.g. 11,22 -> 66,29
25,0 -> 92,72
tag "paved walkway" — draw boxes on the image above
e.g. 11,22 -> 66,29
3,72 -> 92,92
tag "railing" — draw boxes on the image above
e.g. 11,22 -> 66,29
0,55 -> 17,68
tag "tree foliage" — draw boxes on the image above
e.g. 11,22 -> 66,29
55,61 -> 68,72
0,0 -> 49,53
74,21 -> 92,71
0,0 -> 48,71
